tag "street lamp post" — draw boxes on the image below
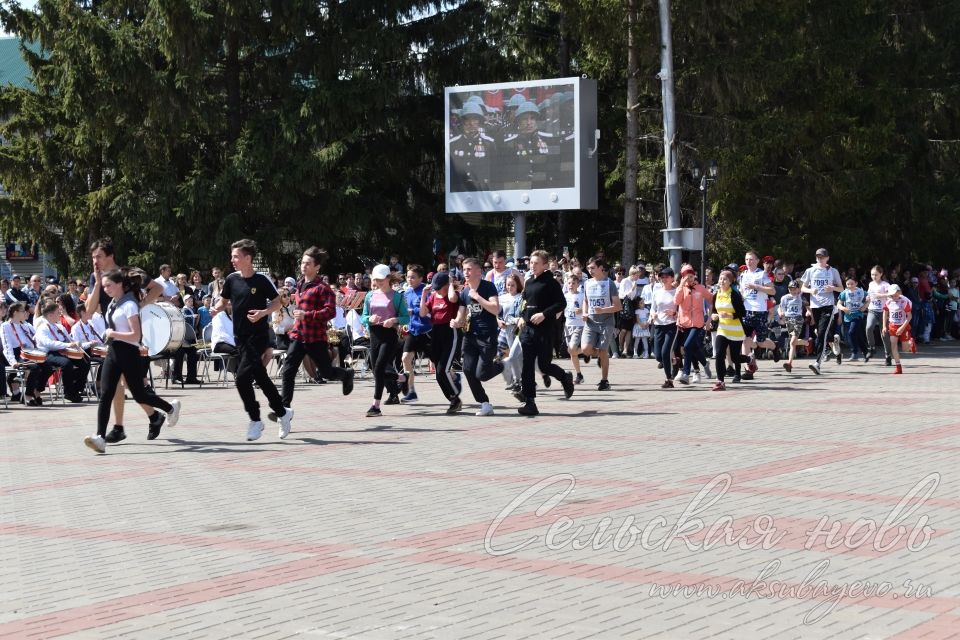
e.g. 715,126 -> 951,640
691,159 -> 718,281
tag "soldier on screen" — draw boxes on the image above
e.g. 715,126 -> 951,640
449,102 -> 497,192
555,91 -> 576,188
499,101 -> 558,190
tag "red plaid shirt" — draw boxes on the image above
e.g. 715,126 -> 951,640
289,277 -> 337,343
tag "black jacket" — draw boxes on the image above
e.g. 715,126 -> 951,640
521,270 -> 566,330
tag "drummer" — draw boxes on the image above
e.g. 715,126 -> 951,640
36,302 -> 90,403
70,305 -> 105,352
0,301 -> 48,406
85,238 -> 163,442
84,268 -> 181,454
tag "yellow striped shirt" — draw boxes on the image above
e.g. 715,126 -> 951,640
716,289 -> 745,340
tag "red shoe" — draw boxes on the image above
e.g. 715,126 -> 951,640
909,339 -> 917,353
712,382 -> 726,391
782,362 -> 792,373
748,357 -> 759,373
894,364 -> 903,374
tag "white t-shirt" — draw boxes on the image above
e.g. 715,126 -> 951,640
106,298 -> 141,345
867,280 -> 889,312
651,287 -> 678,325
738,268 -> 772,312
564,290 -> 585,328
779,293 -> 804,318
800,264 -> 843,308
584,278 -> 617,320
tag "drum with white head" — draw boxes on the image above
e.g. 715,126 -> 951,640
140,302 -> 185,356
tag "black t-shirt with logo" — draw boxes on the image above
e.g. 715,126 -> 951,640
458,278 -> 499,339
220,272 -> 278,337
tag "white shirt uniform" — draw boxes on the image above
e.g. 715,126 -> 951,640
36,321 -> 74,353
564,290 -> 585,328
800,264 -> 843,309
584,279 -> 617,326
71,321 -> 104,347
738,268 -> 772,312
867,280 -> 889,313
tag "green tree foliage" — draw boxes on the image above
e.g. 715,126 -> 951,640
0,0 -> 957,274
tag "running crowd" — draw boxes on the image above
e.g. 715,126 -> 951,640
1,240 -> 958,454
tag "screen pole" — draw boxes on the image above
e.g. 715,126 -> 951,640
513,212 -> 526,262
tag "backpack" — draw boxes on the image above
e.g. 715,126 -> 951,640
619,295 -> 636,320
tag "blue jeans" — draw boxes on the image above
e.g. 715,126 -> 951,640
680,327 -> 705,375
843,317 -> 866,357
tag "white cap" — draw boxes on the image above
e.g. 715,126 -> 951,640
888,284 -> 901,294
371,264 -> 391,280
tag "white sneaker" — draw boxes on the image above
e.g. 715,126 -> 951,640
831,335 -> 841,356
475,402 -> 494,416
83,434 -> 106,454
808,362 -> 821,375
704,362 -> 713,379
278,407 -> 294,439
246,420 -> 264,441
167,399 -> 182,427
675,372 -> 690,385
692,372 -> 701,384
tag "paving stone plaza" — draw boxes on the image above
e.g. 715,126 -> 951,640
1,346 -> 958,639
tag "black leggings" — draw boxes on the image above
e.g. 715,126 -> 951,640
98,341 -> 172,436
369,326 -> 400,401
430,325 -> 460,401
812,306 -> 836,364
714,335 -> 743,383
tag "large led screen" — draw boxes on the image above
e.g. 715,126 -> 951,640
445,77 -> 598,213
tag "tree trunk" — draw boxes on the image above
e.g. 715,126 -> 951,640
622,0 -> 639,267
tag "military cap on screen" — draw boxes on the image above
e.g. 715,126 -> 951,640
459,102 -> 485,119
515,101 -> 542,118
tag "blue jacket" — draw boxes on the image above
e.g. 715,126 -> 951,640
405,285 -> 432,336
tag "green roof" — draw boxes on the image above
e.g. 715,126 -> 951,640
0,37 -> 36,89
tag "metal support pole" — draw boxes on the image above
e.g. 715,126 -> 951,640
657,0 -> 682,273
700,177 -> 707,281
513,212 -> 526,261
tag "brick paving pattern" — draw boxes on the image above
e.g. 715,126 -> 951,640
1,345 -> 958,639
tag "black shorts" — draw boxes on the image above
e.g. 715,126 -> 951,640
403,332 -> 431,354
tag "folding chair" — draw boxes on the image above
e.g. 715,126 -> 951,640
198,324 -> 233,387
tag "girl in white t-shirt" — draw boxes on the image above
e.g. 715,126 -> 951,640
84,269 -> 181,454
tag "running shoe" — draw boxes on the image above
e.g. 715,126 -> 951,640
476,402 -> 494,416
597,379 -> 611,391
401,391 -> 419,404
104,426 -> 126,444
574,372 -> 584,385
83,434 -> 106,454
278,407 -> 294,439
246,420 -> 264,441
561,372 -> 575,399
712,382 -> 726,391
365,405 -> 382,417
446,397 -> 463,415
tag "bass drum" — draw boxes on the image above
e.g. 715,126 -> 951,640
140,302 -> 185,356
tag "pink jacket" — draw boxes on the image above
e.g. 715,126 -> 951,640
675,284 -> 713,329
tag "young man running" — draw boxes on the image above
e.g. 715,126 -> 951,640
737,250 -> 780,380
800,247 -> 844,375
451,257 -> 503,416
580,257 -> 621,390
212,239 -> 293,440
515,250 -> 574,415
276,247 -> 354,432
400,264 -> 431,403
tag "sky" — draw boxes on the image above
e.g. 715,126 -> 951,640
1,0 -> 38,36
